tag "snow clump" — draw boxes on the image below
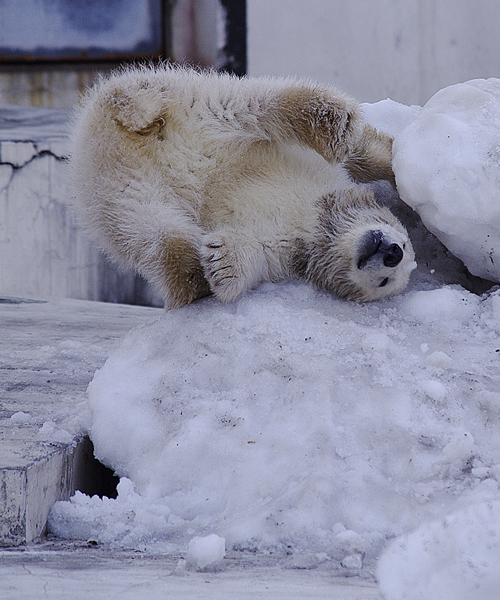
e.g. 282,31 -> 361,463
393,78 -> 500,282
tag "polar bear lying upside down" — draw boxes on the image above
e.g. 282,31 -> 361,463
71,64 -> 416,309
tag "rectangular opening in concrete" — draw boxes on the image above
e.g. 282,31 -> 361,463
73,436 -> 119,500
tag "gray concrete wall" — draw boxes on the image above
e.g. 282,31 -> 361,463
247,0 -> 500,105
2,3 -> 498,109
0,67 -> 101,109
0,138 -> 97,300
0,107 -> 160,305
0,0 -> 225,110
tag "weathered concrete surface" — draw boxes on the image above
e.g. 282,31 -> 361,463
0,105 -> 71,141
0,105 -> 161,305
0,296 -> 162,546
0,105 -> 102,302
0,444 -> 75,546
0,541 -> 382,600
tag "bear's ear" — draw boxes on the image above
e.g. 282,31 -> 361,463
107,85 -> 167,133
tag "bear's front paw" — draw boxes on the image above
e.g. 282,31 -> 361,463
200,236 -> 246,302
200,232 -> 267,302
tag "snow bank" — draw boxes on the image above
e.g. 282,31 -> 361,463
393,78 -> 500,282
49,282 -> 500,579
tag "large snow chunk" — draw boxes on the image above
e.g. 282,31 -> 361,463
400,287 -> 479,324
393,78 -> 500,282
361,99 -> 421,137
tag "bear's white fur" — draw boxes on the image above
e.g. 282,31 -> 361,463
71,64 -> 416,309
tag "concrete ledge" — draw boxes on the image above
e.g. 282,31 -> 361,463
0,435 -> 119,546
0,296 -> 162,546
1,440 -> 78,546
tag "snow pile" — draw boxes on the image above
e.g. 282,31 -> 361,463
393,78 -> 500,282
49,282 -> 500,577
378,500 -> 500,600
49,478 -> 171,547
361,98 -> 421,138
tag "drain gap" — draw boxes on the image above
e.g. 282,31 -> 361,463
73,436 -> 119,499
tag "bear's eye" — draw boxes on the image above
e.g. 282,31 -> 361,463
379,277 -> 389,287
403,243 -> 406,250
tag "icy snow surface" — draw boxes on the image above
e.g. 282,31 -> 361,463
393,78 -> 500,283
49,81 -> 500,596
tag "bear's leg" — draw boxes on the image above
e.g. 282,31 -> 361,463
200,230 -> 268,302
263,84 -> 364,163
156,235 -> 212,309
97,200 -> 211,309
343,124 -> 395,187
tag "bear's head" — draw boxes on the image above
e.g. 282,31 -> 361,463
303,188 -> 416,301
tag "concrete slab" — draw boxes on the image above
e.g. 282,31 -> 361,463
0,296 -> 162,546
0,104 -> 70,142
0,541 -> 382,600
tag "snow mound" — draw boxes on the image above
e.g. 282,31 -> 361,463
378,500 -> 500,600
393,78 -> 500,282
49,282 -> 500,578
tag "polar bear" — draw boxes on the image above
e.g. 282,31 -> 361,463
71,64 -> 416,309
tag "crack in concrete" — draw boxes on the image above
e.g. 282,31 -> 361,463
0,143 -> 68,198
0,164 -> 15,194
0,145 -> 68,170
20,562 -> 50,599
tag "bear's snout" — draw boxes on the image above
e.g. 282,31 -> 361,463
357,230 -> 404,269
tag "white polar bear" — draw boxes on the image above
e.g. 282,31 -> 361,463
71,64 -> 416,309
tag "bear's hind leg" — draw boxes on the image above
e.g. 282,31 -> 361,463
263,84 -> 364,163
158,235 -> 211,309
343,124 -> 396,187
200,230 -> 268,302
96,200 -> 211,309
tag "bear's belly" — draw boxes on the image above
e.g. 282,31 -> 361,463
197,143 -> 346,237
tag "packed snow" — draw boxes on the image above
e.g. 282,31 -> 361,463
49,80 -> 500,597
186,534 -> 226,570
378,500 -> 500,600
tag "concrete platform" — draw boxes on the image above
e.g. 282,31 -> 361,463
0,540 -> 382,600
0,296 -> 162,546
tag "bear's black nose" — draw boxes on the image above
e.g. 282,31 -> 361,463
357,231 -> 405,270
383,243 -> 403,267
